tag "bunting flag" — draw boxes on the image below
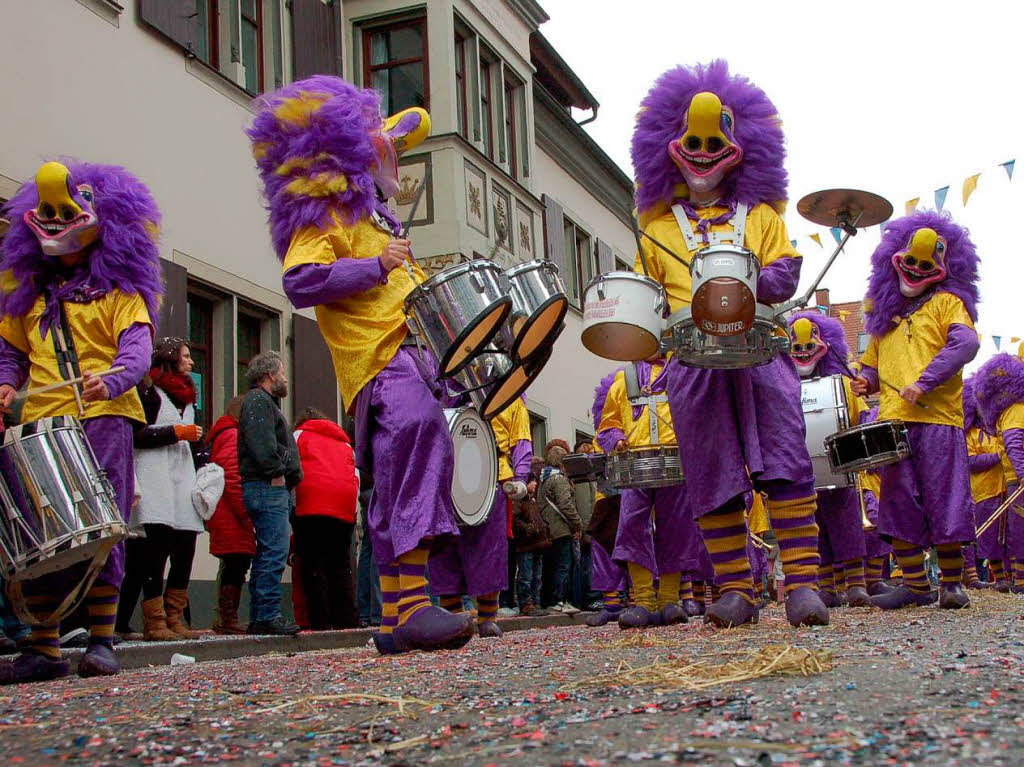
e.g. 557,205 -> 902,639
829,227 -> 842,244
962,173 -> 982,206
978,332 -> 983,343
992,336 -> 1002,350
1012,337 -> 1021,343
934,186 -> 949,211
905,198 -> 920,215
879,221 -> 888,234
1001,160 -> 1016,180
809,233 -> 822,247
838,310 -> 851,321
790,239 -> 797,248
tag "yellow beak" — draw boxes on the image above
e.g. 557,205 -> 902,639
684,92 -> 730,148
908,227 -> 938,261
35,161 -> 81,219
792,317 -> 814,344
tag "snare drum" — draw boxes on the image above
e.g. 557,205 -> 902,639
454,346 -> 551,421
826,420 -> 911,475
665,303 -> 787,369
505,260 -> 568,361
606,446 -> 684,489
581,271 -> 666,361
800,375 -> 854,489
0,416 -> 127,583
562,452 -> 607,483
445,407 -> 497,526
404,260 -> 511,376
689,244 -> 760,337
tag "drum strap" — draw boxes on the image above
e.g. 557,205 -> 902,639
625,363 -> 668,445
44,293 -> 83,383
671,202 -> 749,252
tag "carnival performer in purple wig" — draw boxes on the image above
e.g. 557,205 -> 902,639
0,160 -> 160,683
856,407 -> 895,596
247,77 -> 473,654
597,357 -> 706,628
788,312 -> 872,608
631,60 -> 827,628
851,211 -> 981,610
961,377 -> 1003,589
430,395 -> 533,638
974,354 -> 1024,593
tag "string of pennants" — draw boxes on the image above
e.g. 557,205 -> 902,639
789,159 -> 1016,250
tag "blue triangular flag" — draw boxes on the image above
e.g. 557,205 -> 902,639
790,239 -> 797,248
934,186 -> 949,211
993,336 -> 1002,350
829,227 -> 842,245
1001,160 -> 1015,180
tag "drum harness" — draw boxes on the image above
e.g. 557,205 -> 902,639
671,202 -> 748,252
44,290 -> 87,418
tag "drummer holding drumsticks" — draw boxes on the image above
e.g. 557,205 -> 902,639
0,160 -> 161,683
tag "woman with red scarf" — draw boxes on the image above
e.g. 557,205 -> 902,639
126,338 -> 206,640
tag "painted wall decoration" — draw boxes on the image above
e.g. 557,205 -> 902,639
492,182 -> 512,256
516,200 -> 534,258
465,160 -> 487,236
392,154 -> 433,228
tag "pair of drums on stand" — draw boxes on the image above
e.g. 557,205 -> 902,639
405,259 -> 567,419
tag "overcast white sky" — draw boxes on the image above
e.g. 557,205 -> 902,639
539,0 -> 1023,370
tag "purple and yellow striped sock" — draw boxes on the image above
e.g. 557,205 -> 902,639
892,539 -> 930,593
678,579 -> 694,602
1012,559 -> 1024,587
710,582 -> 721,603
656,572 -> 681,610
962,564 -> 979,586
989,559 -> 1006,583
22,596 -> 61,660
768,495 -> 821,594
818,563 -> 836,595
476,592 -> 499,623
697,506 -> 754,603
396,546 -> 431,626
627,563 -> 657,611
693,581 -> 706,605
378,561 -> 400,635
439,594 -> 463,613
936,544 -> 963,586
833,560 -> 846,590
841,558 -> 866,590
865,556 -> 885,587
85,584 -> 119,648
602,591 -> 621,610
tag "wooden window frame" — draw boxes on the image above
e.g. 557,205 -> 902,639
240,0 -> 266,94
361,15 -> 430,112
504,76 -> 518,180
186,293 -> 215,433
562,218 -> 593,309
454,31 -> 468,138
479,53 -> 495,161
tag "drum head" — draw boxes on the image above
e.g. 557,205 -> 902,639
442,298 -> 512,377
481,347 -> 551,420
512,295 -> 568,361
581,323 -> 660,362
446,408 -> 497,526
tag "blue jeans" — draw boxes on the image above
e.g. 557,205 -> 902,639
243,481 -> 293,623
544,538 -> 573,606
516,551 -> 543,607
356,512 -> 382,624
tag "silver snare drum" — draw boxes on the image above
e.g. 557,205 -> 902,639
505,260 -> 568,361
826,419 -> 911,474
453,346 -> 551,420
606,446 -> 684,489
0,416 -> 127,584
665,303 -> 787,369
582,271 -> 666,361
404,260 -> 511,377
445,407 -> 497,527
800,375 -> 853,490
689,244 -> 760,337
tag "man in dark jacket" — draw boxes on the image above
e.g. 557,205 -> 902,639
238,351 -> 302,635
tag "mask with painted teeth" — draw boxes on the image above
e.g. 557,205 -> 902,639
789,317 -> 828,377
892,227 -> 947,297
669,91 -> 744,196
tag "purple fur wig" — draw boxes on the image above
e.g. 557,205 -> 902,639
246,76 -> 383,261
592,367 -> 625,431
789,310 -> 851,377
631,60 -> 787,220
863,210 -> 979,337
962,376 -> 979,431
973,353 -> 1024,433
0,159 -> 163,322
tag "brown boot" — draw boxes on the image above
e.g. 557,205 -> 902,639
163,589 -> 196,639
212,585 -> 247,635
141,597 -> 179,641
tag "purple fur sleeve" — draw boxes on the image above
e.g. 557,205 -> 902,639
0,337 -> 29,390
104,323 -> 154,400
859,364 -> 880,395
282,260 -> 386,310
597,428 -> 625,454
915,323 -> 980,393
1003,428 -> 1024,481
756,257 -> 802,304
511,439 -> 534,482
968,452 -> 1002,473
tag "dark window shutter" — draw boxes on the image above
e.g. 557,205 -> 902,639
159,259 -> 188,339
291,313 -> 338,421
290,0 -> 343,79
139,0 -> 204,54
596,238 -> 614,274
542,194 -> 567,282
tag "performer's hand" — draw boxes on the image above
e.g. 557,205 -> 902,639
82,371 -> 110,402
613,440 -> 628,454
901,384 -> 924,405
0,384 -> 16,409
380,238 -> 412,273
850,376 -> 869,396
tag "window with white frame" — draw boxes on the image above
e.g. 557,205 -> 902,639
363,15 -> 429,114
563,218 -> 594,309
615,255 -> 632,272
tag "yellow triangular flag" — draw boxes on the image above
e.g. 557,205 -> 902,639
1012,337 -> 1021,343
962,173 -> 982,206
809,233 -> 822,247
838,310 -> 851,321
905,198 -> 920,215
977,332 -> 983,343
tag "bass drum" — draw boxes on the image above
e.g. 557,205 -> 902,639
445,407 -> 497,527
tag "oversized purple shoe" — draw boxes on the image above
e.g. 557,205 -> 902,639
659,603 -> 688,626
870,584 -> 937,610
965,579 -> 991,590
477,620 -> 504,638
585,607 -> 621,627
784,586 -> 830,627
846,586 -> 873,608
938,584 -> 971,609
704,592 -> 758,628
1012,585 -> 1024,596
371,632 -> 406,656
680,598 -> 704,617
867,581 -> 895,596
0,650 -> 71,685
392,606 -> 474,652
819,590 -> 841,608
617,606 -> 661,630
993,579 -> 1010,593
77,643 -> 120,678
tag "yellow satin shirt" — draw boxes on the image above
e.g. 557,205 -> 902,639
859,292 -> 974,427
598,363 -> 676,447
997,402 -> 1024,485
283,216 -> 424,412
747,492 -> 770,535
635,203 -> 800,314
860,470 -> 881,497
966,427 -> 1006,502
0,290 -> 150,422
491,397 -> 532,482
841,376 -> 869,427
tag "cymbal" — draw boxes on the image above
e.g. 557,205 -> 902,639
796,189 -> 893,229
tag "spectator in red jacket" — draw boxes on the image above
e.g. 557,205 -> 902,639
207,395 -> 256,634
292,408 -> 359,629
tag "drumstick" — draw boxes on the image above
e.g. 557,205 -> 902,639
826,346 -> 928,410
15,366 -> 126,401
399,165 -> 431,281
633,220 -> 692,269
51,318 -> 86,418
629,215 -> 653,277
